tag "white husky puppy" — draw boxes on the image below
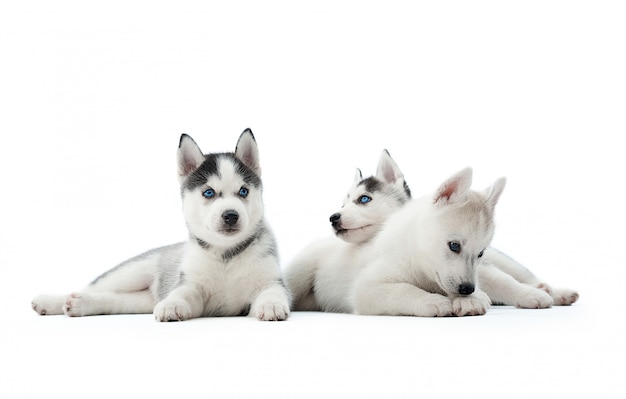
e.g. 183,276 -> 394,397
32,129 -> 290,321
285,150 -> 409,312
352,168 -> 503,317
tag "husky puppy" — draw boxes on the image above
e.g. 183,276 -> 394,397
285,150 -> 409,312
352,168 -> 504,317
32,129 -> 290,321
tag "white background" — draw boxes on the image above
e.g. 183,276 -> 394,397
1,1 -> 625,398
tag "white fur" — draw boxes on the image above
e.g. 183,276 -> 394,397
32,129 -> 290,322
285,151 -> 410,312
353,168 -> 503,317
286,153 -> 579,317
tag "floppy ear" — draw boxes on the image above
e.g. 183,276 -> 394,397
433,167 -> 473,205
484,177 -> 506,211
376,150 -> 404,185
353,168 -> 363,184
177,134 -> 205,183
235,128 -> 261,176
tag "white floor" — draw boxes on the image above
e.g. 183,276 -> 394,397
1,303 -> 619,398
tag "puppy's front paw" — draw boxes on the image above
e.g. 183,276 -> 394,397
251,300 -> 290,321
251,286 -> 290,321
154,299 -> 192,322
419,295 -> 453,317
452,291 -> 491,316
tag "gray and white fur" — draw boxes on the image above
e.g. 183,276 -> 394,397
32,129 -> 290,321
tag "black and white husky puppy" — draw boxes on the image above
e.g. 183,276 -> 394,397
32,129 -> 290,321
285,151 -> 578,315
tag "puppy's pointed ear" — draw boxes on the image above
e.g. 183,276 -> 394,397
484,177 -> 506,211
177,134 -> 205,182
353,168 -> 363,184
376,149 -> 404,185
235,128 -> 261,176
434,167 -> 473,205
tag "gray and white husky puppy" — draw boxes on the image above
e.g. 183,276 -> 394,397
285,150 -> 410,312
286,152 -> 578,315
32,129 -> 290,321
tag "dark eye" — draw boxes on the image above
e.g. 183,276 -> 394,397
203,188 -> 216,199
478,250 -> 485,258
448,241 -> 461,253
358,195 -> 372,204
239,187 -> 249,198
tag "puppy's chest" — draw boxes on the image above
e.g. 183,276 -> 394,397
180,245 -> 276,315
185,258 -> 254,293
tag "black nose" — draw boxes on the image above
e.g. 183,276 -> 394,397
222,210 -> 239,226
329,213 -> 341,226
458,283 -> 475,296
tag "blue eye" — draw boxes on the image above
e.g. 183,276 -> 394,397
448,241 -> 461,253
239,187 -> 249,198
203,188 -> 215,199
358,195 -> 372,204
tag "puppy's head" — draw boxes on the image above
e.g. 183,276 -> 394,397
422,168 -> 506,297
330,150 -> 411,245
177,129 -> 264,249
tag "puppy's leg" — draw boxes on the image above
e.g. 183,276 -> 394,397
153,284 -> 204,322
63,253 -> 160,316
32,294 -> 66,315
354,280 -> 453,317
64,290 -> 155,316
484,248 -> 579,306
483,248 -> 540,285
250,283 -> 290,321
479,262 -> 553,308
33,244 -> 176,316
284,255 -> 321,311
